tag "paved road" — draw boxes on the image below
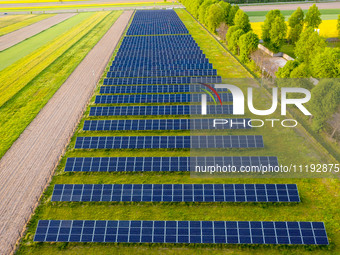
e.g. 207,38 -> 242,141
0,13 -> 75,51
240,1 -> 340,11
0,10 -> 133,255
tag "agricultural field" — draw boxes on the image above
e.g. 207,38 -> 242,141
251,19 -> 339,39
0,14 -> 54,36
16,8 -> 339,255
0,10 -> 122,159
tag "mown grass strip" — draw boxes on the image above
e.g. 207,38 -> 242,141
0,13 -> 54,36
0,13 -> 92,70
0,12 -> 108,108
0,10 -> 122,159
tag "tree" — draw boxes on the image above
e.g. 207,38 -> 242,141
218,1 -> 231,24
227,5 -> 239,26
198,0 -> 214,24
268,16 -> 287,52
288,7 -> 304,44
305,4 -> 322,29
311,47 -> 340,78
295,27 -> 326,64
206,3 -> 224,32
276,60 -> 300,78
229,29 -> 245,55
289,63 -> 311,78
226,25 -> 238,43
239,31 -> 259,63
190,0 -> 204,18
234,9 -> 251,33
262,10 -> 283,45
309,79 -> 340,132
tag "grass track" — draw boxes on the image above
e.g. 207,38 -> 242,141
0,10 -> 122,159
16,7 -> 340,255
0,13 -> 54,36
0,13 -> 93,70
0,14 -> 36,28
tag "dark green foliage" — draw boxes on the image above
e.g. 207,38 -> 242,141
295,27 -> 326,64
239,31 -> 259,63
311,47 -> 340,78
261,10 -> 283,44
309,79 -> 340,131
228,28 -> 244,55
305,4 -> 322,29
206,3 -> 224,32
288,7 -> 304,44
234,9 -> 251,33
227,5 -> 239,26
225,25 -> 238,43
198,0 -> 214,23
218,1 -> 231,24
268,16 -> 287,52
276,60 -> 300,78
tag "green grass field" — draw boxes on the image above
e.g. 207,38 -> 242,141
0,13 -> 93,70
246,9 -> 340,22
0,11 -> 122,160
0,13 -> 54,36
16,8 -> 339,255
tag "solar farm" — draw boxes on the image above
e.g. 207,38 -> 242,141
13,8 -> 340,255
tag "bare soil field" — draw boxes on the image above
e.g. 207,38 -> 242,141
0,13 -> 75,51
0,10 -> 132,255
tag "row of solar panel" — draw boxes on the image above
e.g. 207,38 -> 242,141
111,60 -> 209,66
34,220 -> 329,245
114,53 -> 206,59
94,94 -> 232,104
106,70 -> 217,78
116,50 -> 203,56
99,84 -> 225,94
64,156 -> 279,172
121,36 -> 195,43
89,105 -> 233,116
83,119 -> 250,131
74,136 -> 264,149
103,77 -> 222,85
51,184 -> 300,203
109,63 -> 214,71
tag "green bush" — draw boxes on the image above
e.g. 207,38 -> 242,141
239,31 -> 259,63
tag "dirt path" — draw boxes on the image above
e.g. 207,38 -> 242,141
0,13 -> 75,51
240,2 -> 340,12
0,10 -> 132,255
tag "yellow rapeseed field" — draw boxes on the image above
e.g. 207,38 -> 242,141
250,19 -> 338,39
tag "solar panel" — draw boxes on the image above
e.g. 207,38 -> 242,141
109,63 -> 213,71
74,136 -> 264,149
106,69 -> 216,78
34,220 -> 329,245
51,184 -> 300,203
94,94 -> 232,104
99,85 -> 227,94
64,156 -> 279,172
83,119 -> 251,131
89,105 -> 233,116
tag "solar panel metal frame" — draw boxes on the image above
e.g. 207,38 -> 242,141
34,220 -> 329,245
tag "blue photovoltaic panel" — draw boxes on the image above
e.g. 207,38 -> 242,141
64,156 -> 278,172
51,184 -> 300,203
106,69 -> 216,78
74,136 -> 264,149
99,85 -> 227,94
94,94 -> 232,104
83,119 -> 251,131
109,63 -> 213,71
89,105 -> 233,116
126,10 -> 188,35
103,76 -> 221,85
34,220 -> 329,245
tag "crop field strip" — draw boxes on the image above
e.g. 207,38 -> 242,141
0,14 -> 54,36
0,13 -> 76,51
51,184 -> 300,203
31,9 -> 330,248
34,220 -> 328,245
0,10 -> 133,255
64,156 -> 279,172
